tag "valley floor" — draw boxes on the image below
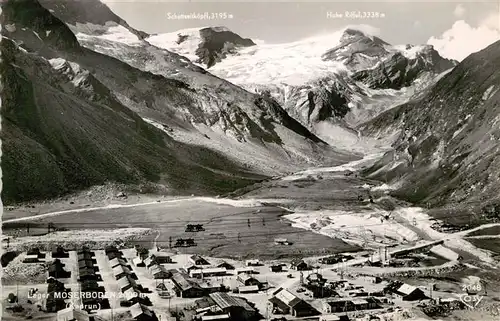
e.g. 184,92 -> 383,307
2,154 -> 500,321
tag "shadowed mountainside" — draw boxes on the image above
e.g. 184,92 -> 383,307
360,40 -> 500,219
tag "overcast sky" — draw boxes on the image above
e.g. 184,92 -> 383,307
102,0 -> 500,60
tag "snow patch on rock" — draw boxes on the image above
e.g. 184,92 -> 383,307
73,22 -> 142,47
482,85 -> 496,101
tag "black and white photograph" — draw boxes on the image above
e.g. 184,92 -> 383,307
1,0 -> 500,320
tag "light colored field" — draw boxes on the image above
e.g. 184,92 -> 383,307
3,200 -> 358,260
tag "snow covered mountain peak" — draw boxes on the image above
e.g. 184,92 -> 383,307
146,24 -> 457,148
207,26 -> 231,32
340,27 -> 389,45
321,28 -> 391,71
148,26 -> 256,68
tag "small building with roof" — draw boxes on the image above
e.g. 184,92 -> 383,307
171,272 -> 204,298
190,255 -> 210,266
107,251 -> 123,261
23,254 -> 40,263
144,257 -> 157,269
208,292 -> 257,321
392,283 -> 427,301
78,268 -> 100,282
52,246 -> 69,259
49,259 -> 71,278
217,261 -> 235,270
238,285 -> 259,294
150,265 -> 172,280
129,303 -> 157,321
235,267 -> 255,275
290,259 -> 309,271
133,257 -> 145,267
109,257 -> 130,269
269,287 -> 318,317
150,253 -> 172,264
190,268 -> 227,279
237,273 -> 261,288
78,259 -> 96,270
112,265 -> 137,280
270,265 -> 283,273
77,252 -> 95,263
245,259 -> 260,267
118,275 -> 141,293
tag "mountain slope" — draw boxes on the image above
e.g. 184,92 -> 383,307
351,44 -> 456,90
0,39 -> 263,204
1,0 -> 355,203
38,0 -> 148,39
360,40 -> 500,212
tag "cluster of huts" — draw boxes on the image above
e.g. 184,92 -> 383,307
106,246 -> 149,303
79,248 -> 110,310
78,248 -> 101,282
133,250 -> 173,280
45,278 -> 69,312
322,297 -> 380,314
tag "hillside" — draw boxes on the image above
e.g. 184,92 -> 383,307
0,0 -> 354,204
360,40 -> 500,216
0,38 -> 267,204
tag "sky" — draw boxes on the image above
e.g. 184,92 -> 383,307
102,0 -> 500,61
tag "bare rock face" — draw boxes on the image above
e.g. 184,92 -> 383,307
322,28 -> 390,70
323,29 -> 457,90
194,27 -> 256,68
352,45 -> 457,90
